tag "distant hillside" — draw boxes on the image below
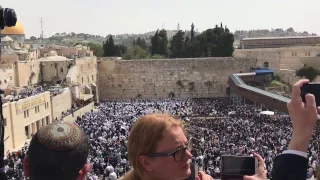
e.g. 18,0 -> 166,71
234,27 -> 317,40
25,30 -> 198,48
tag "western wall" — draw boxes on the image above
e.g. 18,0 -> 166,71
98,58 -> 256,99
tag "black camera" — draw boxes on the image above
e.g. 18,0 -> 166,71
0,6 -> 17,30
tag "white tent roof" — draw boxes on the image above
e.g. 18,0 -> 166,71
260,111 -> 274,115
228,111 -> 236,115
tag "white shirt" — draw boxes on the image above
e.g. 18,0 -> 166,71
109,172 -> 117,180
282,150 -> 308,158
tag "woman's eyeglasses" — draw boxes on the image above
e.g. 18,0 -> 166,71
147,143 -> 192,162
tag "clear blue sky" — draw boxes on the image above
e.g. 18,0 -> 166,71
2,0 -> 320,38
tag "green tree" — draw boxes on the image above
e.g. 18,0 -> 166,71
296,66 -> 320,82
287,27 -> 294,32
158,29 -> 169,56
150,30 -> 160,55
150,29 -> 169,57
148,54 -> 165,59
30,36 -> 37,41
103,35 -> 116,56
87,43 -> 103,57
133,37 -> 148,50
170,30 -> 185,58
219,32 -> 234,56
123,45 -> 149,60
191,23 -> 195,41
115,44 -> 127,57
184,23 -> 234,57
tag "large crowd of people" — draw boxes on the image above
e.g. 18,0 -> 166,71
6,85 -> 66,103
6,86 -> 44,102
4,98 -> 320,179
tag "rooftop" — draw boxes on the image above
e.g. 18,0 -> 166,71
242,36 -> 320,41
39,55 -> 73,61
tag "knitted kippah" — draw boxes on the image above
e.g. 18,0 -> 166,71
37,122 -> 82,151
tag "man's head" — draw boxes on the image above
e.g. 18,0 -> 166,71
23,121 -> 90,180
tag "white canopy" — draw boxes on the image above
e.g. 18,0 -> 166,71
228,111 -> 236,115
260,111 -> 274,116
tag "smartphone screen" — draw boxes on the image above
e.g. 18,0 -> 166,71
301,83 -> 320,107
221,156 -> 256,176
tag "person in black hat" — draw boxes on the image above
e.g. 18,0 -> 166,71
23,122 -> 91,180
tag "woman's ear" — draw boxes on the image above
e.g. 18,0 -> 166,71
138,155 -> 153,171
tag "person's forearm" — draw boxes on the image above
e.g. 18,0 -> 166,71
288,129 -> 312,152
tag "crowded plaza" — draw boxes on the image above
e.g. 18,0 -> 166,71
3,98 -> 319,179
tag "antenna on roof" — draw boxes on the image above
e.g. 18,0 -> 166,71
40,17 -> 44,45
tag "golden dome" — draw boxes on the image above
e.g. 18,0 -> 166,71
1,22 -> 24,35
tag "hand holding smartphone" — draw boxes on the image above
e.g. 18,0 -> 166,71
220,155 -> 258,180
300,83 -> 320,107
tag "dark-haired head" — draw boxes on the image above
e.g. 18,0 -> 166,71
23,122 -> 90,180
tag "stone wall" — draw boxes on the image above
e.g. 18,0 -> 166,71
280,57 -> 304,70
51,88 -> 72,120
234,50 -> 281,73
3,103 -> 13,153
76,57 -> 98,89
63,102 -> 94,122
0,66 -> 14,89
98,58 -> 256,99
300,57 -> 320,68
279,68 -> 320,86
278,69 -> 300,86
0,54 -> 19,64
41,60 -> 75,84
16,61 -> 41,87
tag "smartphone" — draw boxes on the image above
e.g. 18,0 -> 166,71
185,163 -> 199,180
221,155 -> 257,176
194,164 -> 199,177
301,83 -> 320,107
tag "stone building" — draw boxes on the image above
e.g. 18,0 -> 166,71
240,36 -> 320,49
73,57 -> 98,103
39,51 -> 75,85
40,45 -> 93,59
234,46 -> 320,86
234,46 -> 320,70
3,91 -> 52,152
0,66 -> 14,90
0,38 -> 98,152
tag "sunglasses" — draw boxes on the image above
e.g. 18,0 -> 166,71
147,144 -> 192,162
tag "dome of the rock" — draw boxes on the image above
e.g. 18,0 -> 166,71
0,22 -> 25,43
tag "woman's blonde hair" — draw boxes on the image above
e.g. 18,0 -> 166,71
122,113 -> 184,180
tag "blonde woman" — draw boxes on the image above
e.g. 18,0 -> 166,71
122,114 -> 266,180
